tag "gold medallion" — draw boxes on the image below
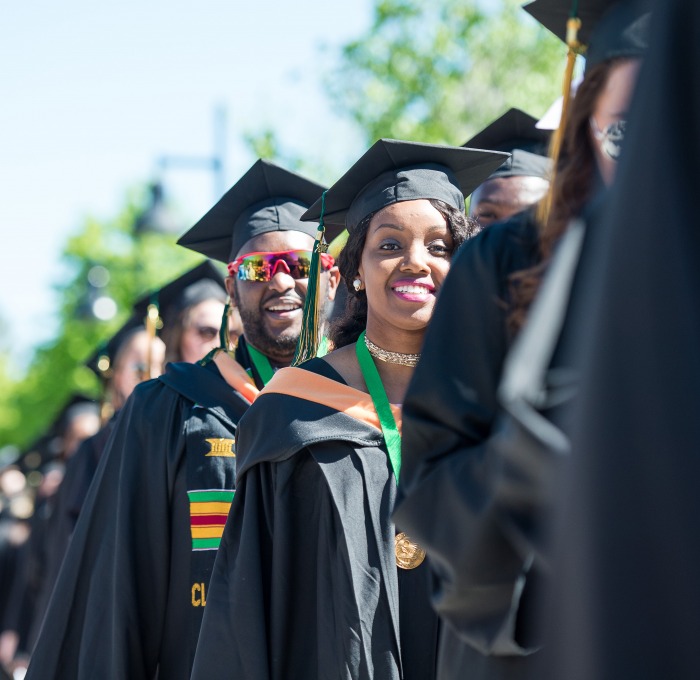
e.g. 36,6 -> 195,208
395,532 -> 426,570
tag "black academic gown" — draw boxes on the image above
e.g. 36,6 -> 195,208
191,358 -> 440,680
27,419 -> 115,651
0,518 -> 29,634
59,419 -> 115,529
7,487 -> 59,658
2,541 -> 32,662
0,520 -> 17,629
393,212 -> 542,680
533,1 -> 700,676
25,347 -> 258,680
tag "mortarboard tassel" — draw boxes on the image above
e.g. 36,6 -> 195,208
144,298 -> 161,380
220,296 -> 235,352
92,342 -> 114,423
199,295 -> 235,366
99,396 -> 115,426
292,190 -> 329,367
538,4 -> 582,226
198,295 -> 259,402
553,13 -> 583,155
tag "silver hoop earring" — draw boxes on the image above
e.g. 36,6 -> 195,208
353,278 -> 362,292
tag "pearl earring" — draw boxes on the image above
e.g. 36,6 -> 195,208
353,278 -> 362,292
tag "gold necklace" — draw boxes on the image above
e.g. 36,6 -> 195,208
364,334 -> 421,368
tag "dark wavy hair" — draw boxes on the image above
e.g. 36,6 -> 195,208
507,58 -> 629,335
329,198 -> 477,349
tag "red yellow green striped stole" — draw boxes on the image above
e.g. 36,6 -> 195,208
187,489 -> 234,550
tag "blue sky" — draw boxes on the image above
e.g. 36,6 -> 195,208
0,0 -> 371,370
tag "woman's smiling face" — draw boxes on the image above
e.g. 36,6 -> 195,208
358,199 -> 454,337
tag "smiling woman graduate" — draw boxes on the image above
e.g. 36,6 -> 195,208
189,139 -> 507,680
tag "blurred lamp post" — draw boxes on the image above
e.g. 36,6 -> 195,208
133,182 -> 183,236
133,104 -> 227,235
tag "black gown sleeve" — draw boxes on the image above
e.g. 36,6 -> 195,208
394,216 -> 541,656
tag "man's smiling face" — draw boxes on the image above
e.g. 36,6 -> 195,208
228,230 -> 339,364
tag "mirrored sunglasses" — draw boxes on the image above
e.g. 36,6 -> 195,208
590,117 -> 626,162
228,249 -> 335,282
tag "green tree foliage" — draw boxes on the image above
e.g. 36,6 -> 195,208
3,0 -> 566,453
244,1 -> 564,184
0,316 -> 19,436
326,0 -> 564,145
0,186 -> 207,451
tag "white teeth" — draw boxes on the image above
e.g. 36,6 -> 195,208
394,285 -> 432,295
267,303 -> 301,312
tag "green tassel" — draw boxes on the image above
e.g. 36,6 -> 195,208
292,190 -> 328,367
219,297 -> 233,350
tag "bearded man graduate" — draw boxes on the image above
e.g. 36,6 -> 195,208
25,159 -> 340,680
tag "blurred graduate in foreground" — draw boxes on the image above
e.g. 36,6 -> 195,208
533,0 -> 700,676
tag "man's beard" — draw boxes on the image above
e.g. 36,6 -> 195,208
237,305 -> 299,360
235,278 -> 330,362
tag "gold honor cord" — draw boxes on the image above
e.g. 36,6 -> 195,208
355,331 -> 425,569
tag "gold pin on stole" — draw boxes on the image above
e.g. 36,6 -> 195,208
204,438 -> 236,457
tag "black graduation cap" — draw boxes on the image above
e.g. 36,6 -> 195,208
15,434 -> 53,473
463,108 -> 553,180
51,394 -> 101,438
301,139 -> 509,232
523,0 -> 651,71
85,314 -> 145,381
132,260 -> 227,332
465,108 -> 551,154
26,394 -> 101,463
176,159 -> 331,263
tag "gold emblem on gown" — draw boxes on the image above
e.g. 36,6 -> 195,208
204,438 -> 236,457
394,532 -> 426,569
